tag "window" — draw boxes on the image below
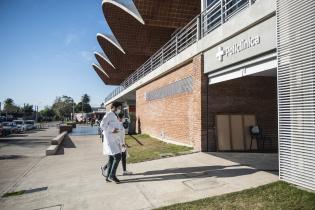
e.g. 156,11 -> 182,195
145,77 -> 193,101
207,0 -> 217,6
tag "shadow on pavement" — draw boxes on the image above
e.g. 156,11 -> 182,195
24,186 -> 48,194
0,138 -> 50,148
24,129 -> 47,134
129,135 -> 143,146
136,164 -> 241,175
2,187 -> 48,198
1,134 -> 29,138
123,165 -> 257,183
206,152 -> 279,172
0,155 -> 27,160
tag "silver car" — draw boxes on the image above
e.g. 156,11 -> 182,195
25,120 -> 36,130
2,122 -> 17,134
13,120 -> 27,132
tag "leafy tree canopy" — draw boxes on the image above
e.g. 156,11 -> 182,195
52,95 -> 74,120
81,94 -> 90,104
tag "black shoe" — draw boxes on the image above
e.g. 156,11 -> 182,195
105,178 -> 112,182
110,176 -> 120,184
100,166 -> 107,178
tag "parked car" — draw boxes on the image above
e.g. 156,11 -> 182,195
1,122 -> 15,135
0,116 -> 5,123
10,122 -> 19,133
0,123 -> 3,136
13,120 -> 27,132
25,120 -> 36,130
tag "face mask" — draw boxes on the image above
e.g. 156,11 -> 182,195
115,109 -> 121,114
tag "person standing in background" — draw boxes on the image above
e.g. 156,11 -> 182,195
117,112 -> 133,175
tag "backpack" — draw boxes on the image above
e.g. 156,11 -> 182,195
122,120 -> 129,129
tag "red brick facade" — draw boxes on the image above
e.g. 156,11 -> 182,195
136,54 -> 206,149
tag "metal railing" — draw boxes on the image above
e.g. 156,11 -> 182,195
105,0 -> 255,103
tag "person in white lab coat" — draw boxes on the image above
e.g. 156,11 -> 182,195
100,102 -> 123,183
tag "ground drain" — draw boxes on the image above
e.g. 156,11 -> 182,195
183,177 -> 225,191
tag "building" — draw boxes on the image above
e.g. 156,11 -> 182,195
92,0 -> 315,191
91,107 -> 107,120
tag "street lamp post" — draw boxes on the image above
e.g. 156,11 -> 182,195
23,103 -> 25,120
81,101 -> 84,123
35,105 -> 38,122
72,101 -> 75,121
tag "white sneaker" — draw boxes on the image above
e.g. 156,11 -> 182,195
123,171 -> 133,175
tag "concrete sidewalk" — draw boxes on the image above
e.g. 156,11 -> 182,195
0,127 -> 59,196
0,134 -> 278,210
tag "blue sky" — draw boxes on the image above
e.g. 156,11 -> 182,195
0,0 -> 116,110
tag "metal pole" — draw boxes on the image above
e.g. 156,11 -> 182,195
72,101 -> 75,121
23,103 -> 25,120
206,76 -> 209,152
221,0 -> 225,25
35,106 -> 38,123
197,15 -> 201,40
175,36 -> 178,55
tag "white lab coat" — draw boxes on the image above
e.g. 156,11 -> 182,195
100,111 -> 122,155
116,121 -> 125,146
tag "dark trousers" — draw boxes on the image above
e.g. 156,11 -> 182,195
104,152 -> 127,172
106,153 -> 121,178
122,151 -> 127,171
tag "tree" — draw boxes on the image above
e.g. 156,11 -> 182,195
40,106 -> 55,121
22,104 -> 34,116
4,98 -> 13,106
75,94 -> 92,113
81,94 -> 90,104
3,98 -> 20,113
75,102 -> 92,113
52,95 -> 74,120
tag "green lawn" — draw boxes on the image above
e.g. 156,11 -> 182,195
155,181 -> 315,210
125,134 -> 193,163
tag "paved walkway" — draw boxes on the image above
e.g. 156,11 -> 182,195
0,126 -> 59,196
0,134 -> 278,210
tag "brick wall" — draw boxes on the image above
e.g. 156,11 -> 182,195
136,54 -> 206,149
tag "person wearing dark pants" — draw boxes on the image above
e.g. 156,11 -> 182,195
117,112 -> 133,175
121,151 -> 127,172
102,151 -> 131,176
106,153 -> 122,182
100,102 -> 123,184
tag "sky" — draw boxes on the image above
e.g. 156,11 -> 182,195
0,0 -> 116,110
